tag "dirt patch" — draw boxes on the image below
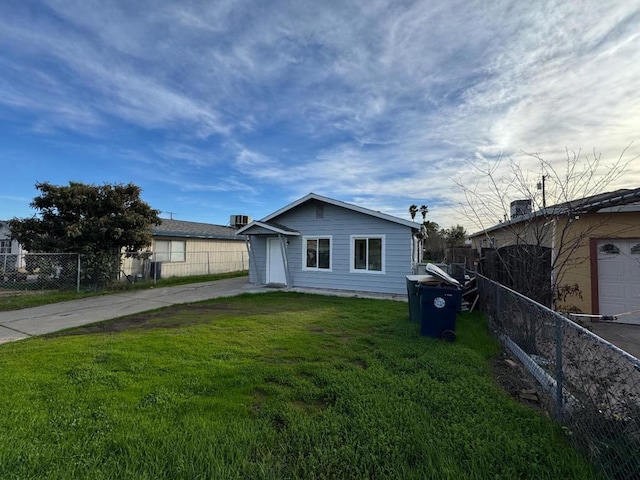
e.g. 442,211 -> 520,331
491,351 -> 546,412
49,303 -> 240,336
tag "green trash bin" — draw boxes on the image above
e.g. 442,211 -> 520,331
406,275 -> 436,322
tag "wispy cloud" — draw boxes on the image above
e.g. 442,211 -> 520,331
0,0 -> 638,227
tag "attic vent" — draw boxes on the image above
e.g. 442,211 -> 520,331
230,215 -> 251,229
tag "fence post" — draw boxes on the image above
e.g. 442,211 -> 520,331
207,251 -> 211,275
555,316 -> 564,423
76,254 -> 81,293
153,253 -> 157,285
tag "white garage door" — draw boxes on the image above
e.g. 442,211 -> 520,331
597,239 -> 640,325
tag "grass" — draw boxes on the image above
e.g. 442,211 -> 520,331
0,270 -> 248,312
0,292 -> 599,479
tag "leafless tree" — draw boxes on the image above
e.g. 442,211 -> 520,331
458,144 -> 638,310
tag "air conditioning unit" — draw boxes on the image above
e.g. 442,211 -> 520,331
230,215 -> 251,228
510,199 -> 532,219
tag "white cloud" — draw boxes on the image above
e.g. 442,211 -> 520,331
0,0 -> 639,229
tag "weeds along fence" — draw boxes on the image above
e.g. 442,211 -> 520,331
477,274 -> 640,479
0,253 -> 80,292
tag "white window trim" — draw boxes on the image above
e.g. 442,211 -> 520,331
350,235 -> 385,274
154,240 -> 186,263
302,235 -> 333,271
0,239 -> 11,255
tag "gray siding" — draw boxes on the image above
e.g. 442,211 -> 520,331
248,236 -> 267,284
251,200 -> 414,294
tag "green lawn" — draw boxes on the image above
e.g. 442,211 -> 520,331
0,292 -> 598,479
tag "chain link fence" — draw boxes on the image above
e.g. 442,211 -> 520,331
1,253 -> 80,292
477,273 -> 640,479
1,249 -> 249,293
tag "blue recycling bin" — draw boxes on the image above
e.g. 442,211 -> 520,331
419,284 -> 462,341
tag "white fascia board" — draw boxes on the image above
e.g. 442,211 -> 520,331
261,192 -> 420,230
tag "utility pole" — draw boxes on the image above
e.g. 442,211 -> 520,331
537,175 -> 547,209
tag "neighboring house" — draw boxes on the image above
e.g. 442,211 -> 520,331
0,221 -> 23,255
0,220 -> 26,273
3,218 -> 248,280
469,187 -> 640,324
123,219 -> 248,279
236,193 -> 421,295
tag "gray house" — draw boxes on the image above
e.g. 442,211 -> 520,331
236,193 -> 421,294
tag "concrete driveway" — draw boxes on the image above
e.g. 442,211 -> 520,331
0,276 -> 267,344
590,322 -> 640,359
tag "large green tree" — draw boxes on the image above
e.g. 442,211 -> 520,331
440,225 -> 468,248
10,182 -> 160,286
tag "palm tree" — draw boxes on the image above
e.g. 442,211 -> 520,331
420,205 -> 428,221
409,204 -> 418,221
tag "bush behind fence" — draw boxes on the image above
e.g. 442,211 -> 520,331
477,274 -> 640,479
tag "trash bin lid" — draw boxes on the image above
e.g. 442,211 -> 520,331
425,263 -> 461,287
406,274 -> 438,283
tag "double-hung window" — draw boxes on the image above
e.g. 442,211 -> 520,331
0,239 -> 10,254
303,236 -> 331,270
155,240 -> 186,262
351,235 -> 384,273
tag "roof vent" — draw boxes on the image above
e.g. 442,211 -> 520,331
510,200 -> 532,219
230,215 -> 252,229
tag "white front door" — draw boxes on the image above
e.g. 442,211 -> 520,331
597,239 -> 640,325
267,237 -> 287,285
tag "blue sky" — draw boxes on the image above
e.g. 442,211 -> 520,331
1,0 -> 639,231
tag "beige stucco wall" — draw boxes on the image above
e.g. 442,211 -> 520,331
557,211 -> 640,314
470,217 -> 554,251
154,238 -> 248,277
471,211 -> 640,314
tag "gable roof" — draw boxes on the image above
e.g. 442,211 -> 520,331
470,186 -> 640,238
246,192 -> 419,231
153,219 -> 243,241
235,221 -> 301,236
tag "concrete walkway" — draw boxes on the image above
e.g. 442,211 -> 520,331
0,277 -> 268,344
0,277 -> 409,344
